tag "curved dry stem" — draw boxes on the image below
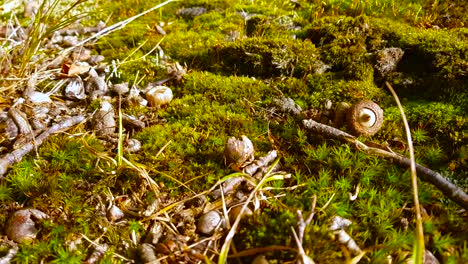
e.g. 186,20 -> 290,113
385,81 -> 424,263
218,159 -> 287,264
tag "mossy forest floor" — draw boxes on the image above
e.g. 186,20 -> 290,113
1,0 -> 467,263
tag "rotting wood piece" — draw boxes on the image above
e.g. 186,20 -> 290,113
303,118 -> 468,211
0,115 -> 85,177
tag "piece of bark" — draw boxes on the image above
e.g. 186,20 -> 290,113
243,150 -> 277,176
303,119 -> 468,210
0,115 -> 85,176
8,108 -> 32,135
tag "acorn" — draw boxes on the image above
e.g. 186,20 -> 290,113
346,101 -> 383,137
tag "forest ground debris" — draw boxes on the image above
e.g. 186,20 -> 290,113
302,119 -> 468,210
0,115 -> 85,176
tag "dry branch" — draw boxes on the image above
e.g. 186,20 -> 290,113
0,115 -> 85,177
302,119 -> 468,210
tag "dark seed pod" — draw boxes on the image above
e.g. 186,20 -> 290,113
346,101 -> 383,137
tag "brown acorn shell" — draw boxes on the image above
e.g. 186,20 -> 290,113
346,101 -> 383,136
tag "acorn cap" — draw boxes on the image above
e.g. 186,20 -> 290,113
224,135 -> 254,171
346,101 -> 383,136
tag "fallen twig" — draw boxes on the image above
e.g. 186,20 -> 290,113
302,119 -> 468,210
294,195 -> 317,264
0,115 -> 86,176
0,240 -> 18,264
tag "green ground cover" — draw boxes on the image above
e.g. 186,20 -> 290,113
0,0 -> 467,263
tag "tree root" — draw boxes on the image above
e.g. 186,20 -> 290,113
0,115 -> 86,177
302,119 -> 468,211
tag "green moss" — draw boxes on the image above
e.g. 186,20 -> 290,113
234,0 -> 297,17
179,0 -> 238,10
298,16 -> 375,65
134,71 -> 277,189
296,16 -> 468,111
209,37 -> 321,78
385,101 -> 467,147
3,0 -> 468,262
234,209 -> 297,262
304,72 -> 385,108
160,9 -> 244,68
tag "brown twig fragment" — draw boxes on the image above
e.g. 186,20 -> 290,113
302,119 -> 468,210
0,115 -> 86,177
296,195 -> 317,246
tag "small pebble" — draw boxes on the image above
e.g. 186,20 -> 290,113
197,210 -> 223,235
107,204 -> 124,222
64,77 -> 85,100
139,243 -> 158,263
252,255 -> 269,264
26,91 -> 51,104
124,138 -> 142,153
93,100 -> 115,136
63,35 -> 79,46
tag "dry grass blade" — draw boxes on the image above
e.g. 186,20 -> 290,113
121,156 -> 159,196
16,0 -> 88,78
218,159 -> 288,264
385,81 -> 424,264
151,172 -> 246,217
59,0 -> 178,57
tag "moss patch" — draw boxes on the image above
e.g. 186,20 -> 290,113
1,0 -> 467,263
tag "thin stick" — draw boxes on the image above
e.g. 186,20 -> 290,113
155,140 -> 172,158
296,195 -> 317,245
295,195 -> 317,264
302,119 -> 468,210
0,115 -> 86,176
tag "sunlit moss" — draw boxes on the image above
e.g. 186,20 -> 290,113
1,0 -> 467,262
